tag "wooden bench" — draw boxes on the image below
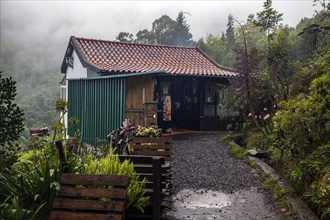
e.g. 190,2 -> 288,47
50,173 -> 129,220
132,137 -> 173,162
29,127 -> 49,139
118,155 -> 168,220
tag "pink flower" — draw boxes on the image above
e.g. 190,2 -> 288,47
263,114 -> 270,120
248,113 -> 252,117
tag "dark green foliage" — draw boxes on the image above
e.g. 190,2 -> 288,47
226,14 -> 235,46
271,52 -> 330,218
0,143 -> 21,174
245,131 -> 270,150
254,0 -> 283,34
0,141 -> 60,219
151,15 -> 177,45
175,11 -> 193,46
0,74 -> 24,145
227,143 -> 248,159
135,29 -> 156,44
118,12 -> 194,46
116,32 -> 134,42
0,74 -> 24,172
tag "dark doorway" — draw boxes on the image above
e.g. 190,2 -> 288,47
156,75 -> 230,131
171,77 -> 199,130
157,76 -> 200,130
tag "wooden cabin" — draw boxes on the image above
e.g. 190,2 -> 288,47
60,36 -> 239,144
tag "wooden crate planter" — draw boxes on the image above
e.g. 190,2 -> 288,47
132,137 -> 173,162
50,173 -> 129,220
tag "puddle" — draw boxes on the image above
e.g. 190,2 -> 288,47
167,188 -> 283,220
174,189 -> 232,209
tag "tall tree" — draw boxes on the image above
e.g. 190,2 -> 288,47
222,14 -> 236,67
313,0 -> 330,10
116,32 -> 134,42
199,34 -> 226,64
254,0 -> 283,110
225,14 -> 235,47
151,15 -> 177,45
254,0 -> 283,37
175,11 -> 193,46
135,29 -> 156,44
247,14 -> 255,23
133,13 -> 194,46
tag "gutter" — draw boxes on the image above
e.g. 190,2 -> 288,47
66,70 -> 168,81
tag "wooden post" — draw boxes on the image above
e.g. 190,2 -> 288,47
55,141 -> 69,173
152,157 -> 162,220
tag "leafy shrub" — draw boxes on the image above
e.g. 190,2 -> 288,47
220,133 -> 234,144
220,132 -> 244,145
0,196 -> 41,220
0,143 -> 60,219
270,52 -> 330,218
305,167 -> 330,219
245,131 -> 269,150
0,142 -> 21,174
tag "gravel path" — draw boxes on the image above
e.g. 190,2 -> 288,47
165,133 -> 287,220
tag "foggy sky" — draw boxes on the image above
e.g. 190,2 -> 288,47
0,0 -> 322,72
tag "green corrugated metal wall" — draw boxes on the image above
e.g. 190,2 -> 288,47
67,77 -> 126,146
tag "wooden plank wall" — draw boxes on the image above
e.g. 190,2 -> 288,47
125,75 -> 154,126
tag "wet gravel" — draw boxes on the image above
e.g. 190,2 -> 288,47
172,133 -> 259,194
165,133 -> 287,220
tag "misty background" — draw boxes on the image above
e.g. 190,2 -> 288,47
0,0 -> 321,133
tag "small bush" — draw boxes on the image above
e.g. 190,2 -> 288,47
0,143 -> 60,219
220,133 -> 234,144
135,126 -> 161,137
306,168 -> 330,219
77,152 -> 150,213
245,131 -> 269,150
228,143 -> 248,159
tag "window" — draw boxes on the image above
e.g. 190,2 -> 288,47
60,85 -> 66,100
204,87 -> 215,104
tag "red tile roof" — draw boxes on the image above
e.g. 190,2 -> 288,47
68,36 -> 239,77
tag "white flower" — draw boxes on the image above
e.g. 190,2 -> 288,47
263,114 -> 270,120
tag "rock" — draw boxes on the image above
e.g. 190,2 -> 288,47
248,149 -> 269,158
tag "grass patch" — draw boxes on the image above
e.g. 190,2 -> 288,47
246,159 -> 259,169
247,161 -> 297,217
221,133 -> 248,159
227,142 -> 248,159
